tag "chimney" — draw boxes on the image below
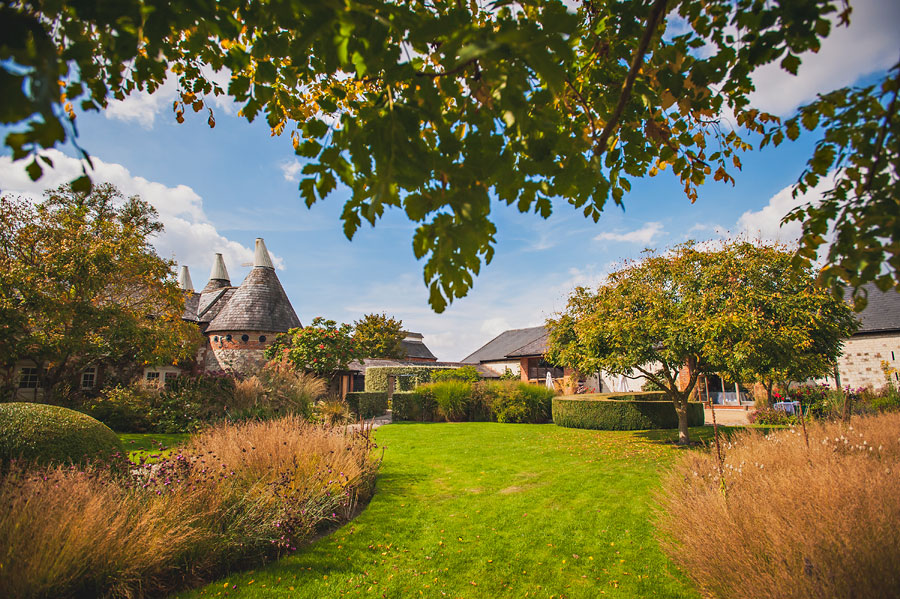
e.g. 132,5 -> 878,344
209,253 -> 230,282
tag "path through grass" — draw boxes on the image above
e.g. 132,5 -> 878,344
117,432 -> 190,462
176,423 -> 708,598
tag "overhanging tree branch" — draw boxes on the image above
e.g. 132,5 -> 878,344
595,0 -> 669,152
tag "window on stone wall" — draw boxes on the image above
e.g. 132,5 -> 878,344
259,335 -> 267,342
164,372 -> 177,383
146,372 -> 160,381
81,367 -> 96,390
242,334 -> 249,342
18,367 -> 39,389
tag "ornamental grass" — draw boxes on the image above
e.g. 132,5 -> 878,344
0,416 -> 379,599
657,411 -> 900,599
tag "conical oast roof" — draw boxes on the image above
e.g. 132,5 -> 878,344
206,239 -> 301,333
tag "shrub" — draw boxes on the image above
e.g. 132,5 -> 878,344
229,375 -> 266,412
579,391 -> 666,401
656,412 -> 900,599
418,381 -> 472,421
552,398 -> 705,430
485,381 -> 554,423
83,383 -> 155,432
364,365 -> 454,392
257,361 -> 325,417
0,416 -> 380,598
748,406 -> 798,426
316,395 -> 352,426
430,366 -> 482,383
344,392 -> 388,419
390,391 -> 435,422
0,402 -> 124,467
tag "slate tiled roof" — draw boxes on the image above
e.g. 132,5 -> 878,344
206,267 -> 301,333
401,333 -> 438,360
182,292 -> 200,322
506,330 -> 550,357
461,325 -> 548,363
198,288 -> 235,324
850,283 -> 900,334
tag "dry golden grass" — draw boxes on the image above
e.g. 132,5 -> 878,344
229,375 -> 266,411
657,412 -> 900,599
0,417 -> 378,598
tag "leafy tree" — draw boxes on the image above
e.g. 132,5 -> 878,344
3,0 -> 896,310
0,183 -> 201,401
265,317 -> 360,376
352,313 -> 406,359
546,240 -> 856,444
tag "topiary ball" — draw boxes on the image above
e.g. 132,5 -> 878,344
0,402 -> 125,467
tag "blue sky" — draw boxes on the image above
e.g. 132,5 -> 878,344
1,0 -> 897,361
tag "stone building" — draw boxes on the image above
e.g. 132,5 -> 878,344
146,237 -> 301,378
832,283 -> 900,390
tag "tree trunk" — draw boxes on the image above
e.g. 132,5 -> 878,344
674,395 -> 690,445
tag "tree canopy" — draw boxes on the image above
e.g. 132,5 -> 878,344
352,313 -> 406,359
0,183 -> 201,400
546,240 -> 857,444
3,0 -> 897,311
265,317 -> 360,376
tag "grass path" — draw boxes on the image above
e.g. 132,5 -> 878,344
117,432 -> 190,462
175,423 -> 708,599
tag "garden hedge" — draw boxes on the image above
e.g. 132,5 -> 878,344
344,392 -> 388,419
582,391 -> 666,401
364,365 -> 455,392
390,391 -> 437,422
0,402 -> 124,466
552,397 -> 705,430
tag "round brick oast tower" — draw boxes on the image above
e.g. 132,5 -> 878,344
203,239 -> 301,375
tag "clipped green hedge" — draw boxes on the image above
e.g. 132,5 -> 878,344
390,391 -> 437,422
0,402 -> 125,466
364,365 -> 455,392
345,392 -> 388,419
553,398 -> 705,430
583,391 -> 667,401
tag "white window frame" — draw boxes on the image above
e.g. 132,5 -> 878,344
18,367 -> 39,389
81,367 -> 97,390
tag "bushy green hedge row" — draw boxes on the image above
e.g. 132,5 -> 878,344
364,365 -> 455,392
580,391 -> 667,401
553,398 -> 705,430
391,381 -> 555,423
344,392 -> 389,419
0,402 -> 124,466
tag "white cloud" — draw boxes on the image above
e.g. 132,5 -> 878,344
279,159 -> 303,182
0,150 -> 285,282
595,221 -> 665,244
104,77 -> 178,129
736,172 -> 836,243
749,0 -> 900,116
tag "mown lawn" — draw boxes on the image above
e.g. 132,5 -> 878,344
174,423 -> 714,599
117,432 -> 191,462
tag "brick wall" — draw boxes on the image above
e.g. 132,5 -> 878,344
200,330 -> 274,375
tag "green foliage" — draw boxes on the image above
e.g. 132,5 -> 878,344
774,65 -> 900,297
552,398 -> 705,431
265,317 -> 360,375
85,375 -> 236,433
547,240 -> 857,443
0,184 -> 201,400
6,1 -> 891,310
352,313 -> 406,359
485,381 -> 555,424
391,381 -> 553,424
363,365 -> 451,392
344,392 -> 388,419
417,381 -> 472,421
584,392 -> 667,401
748,407 -> 797,426
0,402 -> 124,466
430,365 -> 482,383
389,391 -> 435,422
499,368 -> 520,381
